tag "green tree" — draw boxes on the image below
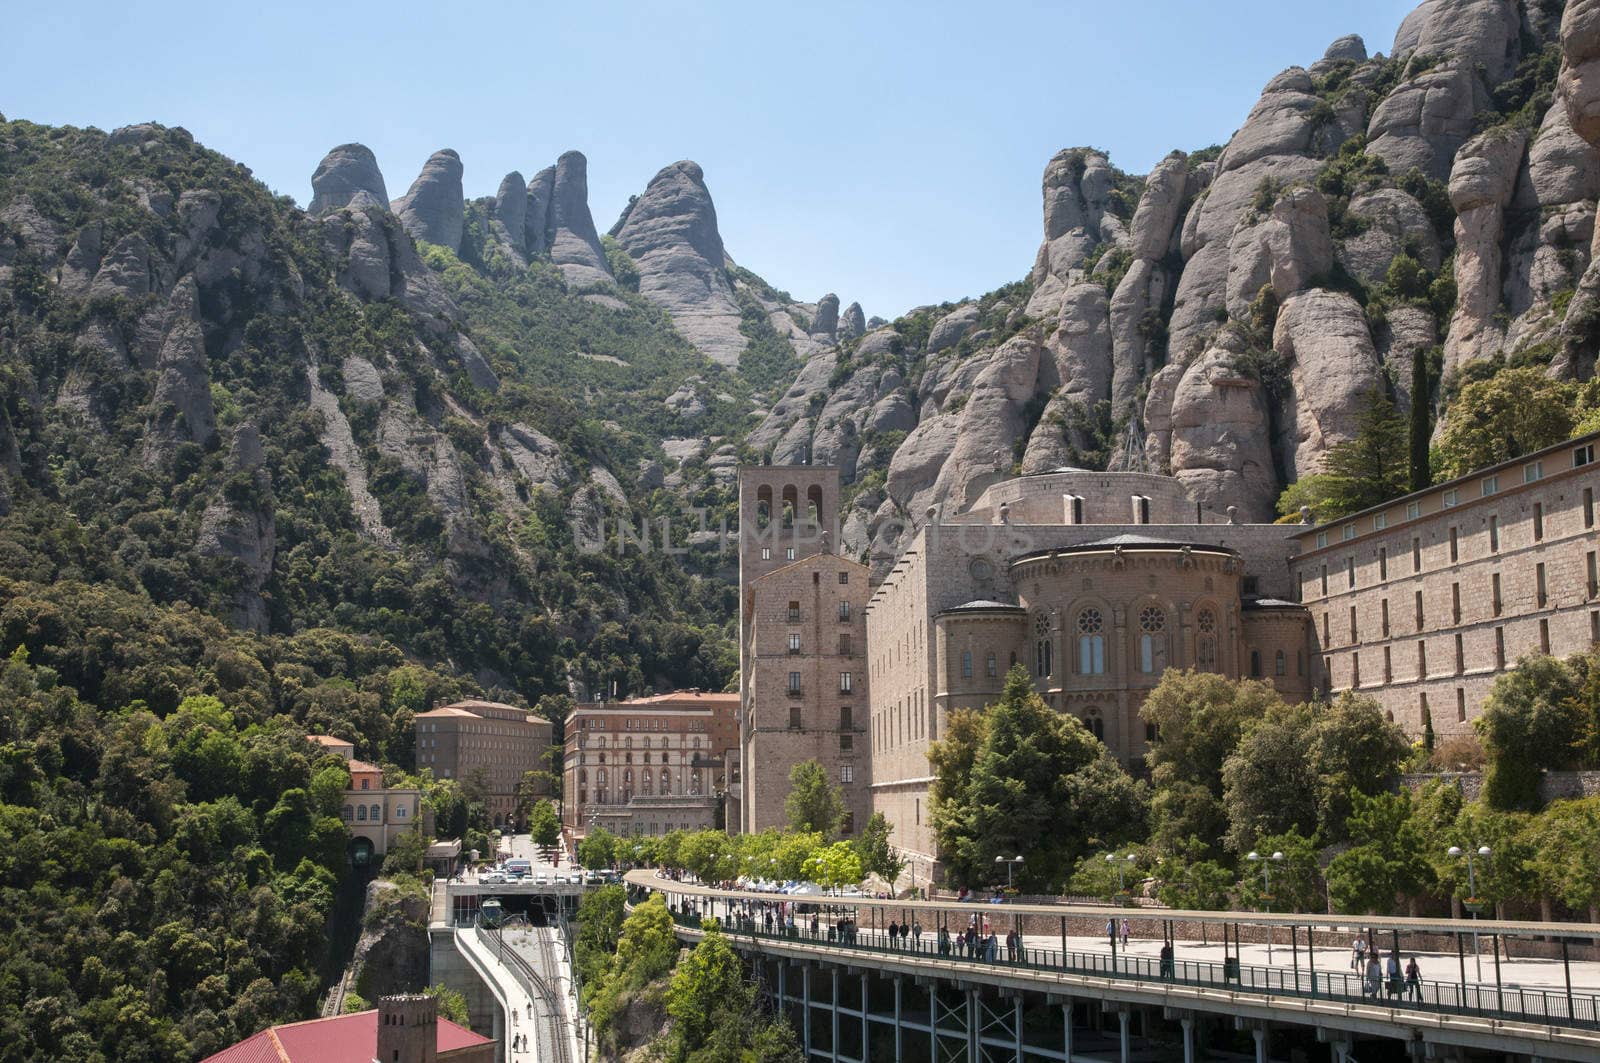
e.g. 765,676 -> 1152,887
424,983 -> 469,1026
801,841 -> 863,891
381,827 -> 427,879
937,667 -> 1147,890
1152,854 -> 1235,910
1528,798 -> 1600,922
528,799 -> 560,848
784,760 -> 845,838
578,827 -> 619,869
574,884 -> 626,1005
1220,703 -> 1318,853
1234,829 -> 1320,913
1325,789 -> 1433,915
1276,389 -> 1411,522
1436,367 -> 1576,479
1477,654 -> 1585,810
664,926 -> 801,1063
1309,692 -> 1410,840
588,894 -> 680,1046
853,811 -> 904,884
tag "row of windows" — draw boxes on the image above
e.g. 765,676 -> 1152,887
875,689 -> 928,751
585,735 -> 706,750
784,600 -> 854,622
1030,608 -> 1177,678
1309,488 -> 1596,600
1326,611 -> 1600,688
786,671 -> 853,692
342,803 -> 409,822
787,632 -> 854,654
577,768 -> 706,797
1313,447 -> 1594,548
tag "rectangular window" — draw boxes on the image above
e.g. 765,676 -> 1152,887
1342,523 -> 1356,541
1593,610 -> 1600,645
1352,652 -> 1361,688
1322,612 -> 1330,645
1541,618 -> 1552,654
1407,500 -> 1422,521
1449,527 -> 1459,562
1420,692 -> 1430,729
839,672 -> 853,693
1577,443 -> 1596,467
1378,547 -> 1388,581
838,571 -> 849,585
1418,640 -> 1428,678
960,651 -> 973,678
1481,474 -> 1499,496
986,653 -> 997,677
1381,598 -> 1390,637
1412,537 -> 1422,573
1347,557 -> 1356,589
761,546 -> 771,561
1443,488 -> 1459,507
788,671 -> 801,693
1589,551 -> 1598,598
785,547 -> 796,561
841,765 -> 854,784
1495,627 -> 1505,668
1451,582 -> 1461,624
788,601 -> 800,622
1320,564 -> 1329,596
838,602 -> 851,622
838,633 -> 852,655
1534,503 -> 1545,542
1523,461 -> 1543,484
788,632 -> 802,654
1383,646 -> 1392,682
789,705 -> 802,728
1349,606 -> 1357,643
839,733 -> 853,751
1454,633 -> 1464,675
1316,530 -> 1330,549
1489,515 -> 1499,553
1374,512 -> 1388,531
1492,573 -> 1503,616
1587,488 -> 1596,529
1415,590 -> 1425,629
1457,688 -> 1467,723
1537,563 -> 1548,607
839,706 -> 852,729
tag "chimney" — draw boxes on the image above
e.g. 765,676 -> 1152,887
376,994 -> 438,1063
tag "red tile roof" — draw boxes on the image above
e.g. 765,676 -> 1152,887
346,759 -> 382,775
201,1010 -> 491,1063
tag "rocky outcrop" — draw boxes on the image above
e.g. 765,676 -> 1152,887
1026,149 -> 1128,318
197,424 -> 276,632
547,151 -> 613,288
613,161 -> 746,367
525,166 -> 555,256
1272,289 -> 1385,480
1023,283 -> 1113,472
1444,127 -> 1528,374
840,302 -> 866,341
812,294 -> 840,338
1165,328 -> 1278,520
391,149 -> 465,252
1366,61 -> 1490,182
310,144 -> 389,214
143,276 -> 216,462
1337,189 -> 1441,283
1555,0 -> 1600,379
1224,185 -> 1334,319
1391,0 -> 1522,82
927,304 -> 981,353
491,171 -> 528,257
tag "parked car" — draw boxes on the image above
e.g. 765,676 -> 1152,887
482,872 -> 507,884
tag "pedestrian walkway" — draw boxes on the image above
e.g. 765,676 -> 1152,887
454,928 -> 538,1063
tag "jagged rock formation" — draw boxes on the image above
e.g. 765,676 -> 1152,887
612,161 -> 746,367
197,423 -> 275,632
310,143 -> 389,214
491,170 -> 528,258
546,151 -> 613,287
840,302 -> 866,340
1445,127 -> 1529,372
391,149 -> 465,252
812,293 -> 840,338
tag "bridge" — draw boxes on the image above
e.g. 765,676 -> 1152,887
626,872 -> 1600,1063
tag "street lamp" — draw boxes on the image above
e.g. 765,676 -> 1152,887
1106,852 -> 1136,903
1246,850 -> 1284,963
995,854 -> 1024,889
1448,844 -> 1492,981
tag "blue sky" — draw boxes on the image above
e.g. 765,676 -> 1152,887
6,0 -> 1415,318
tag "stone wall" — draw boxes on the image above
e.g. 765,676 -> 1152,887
1401,770 -> 1600,802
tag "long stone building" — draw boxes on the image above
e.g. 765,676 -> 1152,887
736,428 -> 1600,886
413,700 -> 555,828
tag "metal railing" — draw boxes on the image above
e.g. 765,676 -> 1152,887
476,926 -> 576,1063
658,902 -> 1600,1032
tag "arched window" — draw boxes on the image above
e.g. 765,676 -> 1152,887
579,769 -> 588,785
1034,613 -> 1054,677
986,652 -> 997,677
642,771 -> 653,795
756,485 -> 772,529
1196,608 -> 1218,671
1138,607 -> 1167,674
370,804 -> 381,821
1275,649 -> 1287,676
1085,714 -> 1105,740
660,768 -> 671,794
1077,609 -> 1106,675
806,485 -> 823,531
961,650 -> 973,678
343,805 -> 354,821
598,768 -> 608,786
1250,650 -> 1263,677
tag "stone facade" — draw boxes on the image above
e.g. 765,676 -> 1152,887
311,735 -> 424,864
562,691 -> 740,842
738,466 -> 871,835
413,700 -> 555,828
1293,431 -> 1600,739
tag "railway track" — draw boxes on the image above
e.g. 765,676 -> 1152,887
479,926 -> 573,1063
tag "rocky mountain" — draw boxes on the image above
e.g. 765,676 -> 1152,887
749,0 -> 1600,570
4,0 -> 1600,686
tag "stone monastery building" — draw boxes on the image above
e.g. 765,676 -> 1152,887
738,430 -> 1600,884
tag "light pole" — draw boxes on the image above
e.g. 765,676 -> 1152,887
1106,852 -> 1136,903
1246,850 -> 1284,963
1448,844 -> 1492,982
995,854 -> 1024,889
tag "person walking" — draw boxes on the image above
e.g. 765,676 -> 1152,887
1385,951 -> 1403,998
1364,955 -> 1382,1000
1159,942 -> 1175,980
985,932 -> 998,962
1120,918 -> 1131,949
1405,956 -> 1422,1001
938,925 -> 951,956
1107,918 -> 1118,951
1351,936 -> 1365,972
912,919 -> 923,950
1006,928 -> 1019,963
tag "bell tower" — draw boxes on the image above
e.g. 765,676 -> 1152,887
376,994 -> 438,1063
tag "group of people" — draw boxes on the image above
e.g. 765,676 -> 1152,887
1105,918 -> 1132,949
884,918 -> 923,947
1350,937 -> 1423,1001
